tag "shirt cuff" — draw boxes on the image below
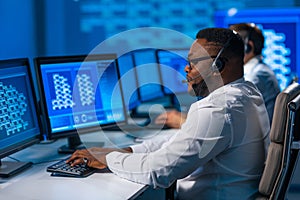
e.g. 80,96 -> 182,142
129,144 -> 148,153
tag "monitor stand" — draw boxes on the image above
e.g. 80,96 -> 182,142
58,135 -> 84,154
57,135 -> 104,154
0,159 -> 32,178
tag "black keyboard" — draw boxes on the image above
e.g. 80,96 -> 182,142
47,158 -> 97,178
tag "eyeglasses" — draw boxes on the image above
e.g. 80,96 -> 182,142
187,56 -> 217,69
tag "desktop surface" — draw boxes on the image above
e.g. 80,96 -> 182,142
0,130 -> 151,200
0,161 -> 147,200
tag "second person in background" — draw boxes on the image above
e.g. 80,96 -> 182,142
229,23 -> 280,124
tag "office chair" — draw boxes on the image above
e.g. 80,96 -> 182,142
257,82 -> 300,200
165,181 -> 176,200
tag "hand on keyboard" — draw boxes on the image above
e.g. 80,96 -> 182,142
47,158 -> 97,178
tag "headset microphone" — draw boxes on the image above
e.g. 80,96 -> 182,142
181,74 -> 203,83
181,79 -> 189,83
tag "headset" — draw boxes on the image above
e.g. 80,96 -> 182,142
182,31 -> 237,83
244,23 -> 256,54
211,32 -> 236,72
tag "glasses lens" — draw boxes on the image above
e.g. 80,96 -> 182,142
188,56 -> 214,67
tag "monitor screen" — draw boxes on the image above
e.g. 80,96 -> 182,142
0,58 -> 41,177
215,8 -> 300,90
35,54 -> 125,152
156,49 -> 189,94
117,52 -> 140,111
133,49 -> 164,102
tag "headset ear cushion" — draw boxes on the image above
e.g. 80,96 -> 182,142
245,43 -> 252,53
212,58 -> 225,72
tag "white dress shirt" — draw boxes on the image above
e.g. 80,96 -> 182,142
106,78 -> 270,200
244,56 -> 280,123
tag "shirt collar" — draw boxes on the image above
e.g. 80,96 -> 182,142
207,77 -> 245,97
244,55 -> 262,75
227,77 -> 245,85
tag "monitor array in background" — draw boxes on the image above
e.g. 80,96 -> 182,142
0,48 -> 190,178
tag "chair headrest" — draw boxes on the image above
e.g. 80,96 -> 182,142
270,82 -> 300,143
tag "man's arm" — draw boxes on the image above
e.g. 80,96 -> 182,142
106,105 -> 231,188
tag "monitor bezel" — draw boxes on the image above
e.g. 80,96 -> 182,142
132,48 -> 165,103
0,58 -> 41,159
34,54 -> 127,140
116,52 -> 141,112
155,48 -> 190,95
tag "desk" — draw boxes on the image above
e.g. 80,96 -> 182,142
0,130 -> 161,200
0,162 -> 147,200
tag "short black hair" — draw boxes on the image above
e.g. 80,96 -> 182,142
229,23 -> 265,55
196,28 -> 244,60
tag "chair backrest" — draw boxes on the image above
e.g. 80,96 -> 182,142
281,93 -> 300,195
258,82 -> 300,200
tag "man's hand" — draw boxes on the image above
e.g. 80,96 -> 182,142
66,147 -> 132,169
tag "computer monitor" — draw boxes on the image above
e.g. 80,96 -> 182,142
0,58 -> 41,178
117,52 -> 140,112
156,48 -> 189,95
215,8 -> 300,90
34,54 -> 126,153
132,48 -> 165,102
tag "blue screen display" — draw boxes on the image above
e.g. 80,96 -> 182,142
133,49 -> 164,102
37,55 -> 125,136
0,59 -> 40,155
215,8 -> 300,90
117,53 -> 140,111
156,49 -> 189,94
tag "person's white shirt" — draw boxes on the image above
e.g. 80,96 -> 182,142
244,55 -> 280,124
106,78 -> 270,200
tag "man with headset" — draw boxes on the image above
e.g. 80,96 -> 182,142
156,23 -> 280,128
229,23 -> 280,124
67,28 -> 270,199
